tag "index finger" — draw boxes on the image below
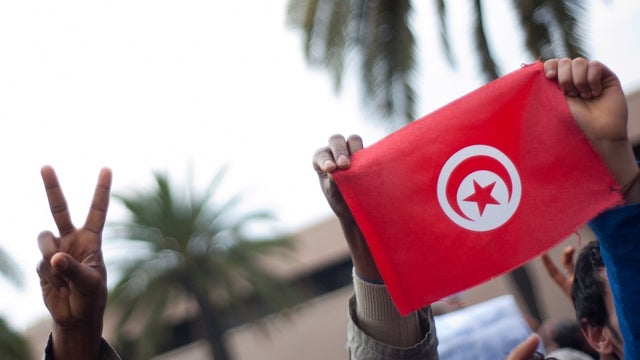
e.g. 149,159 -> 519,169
84,167 -> 112,235
41,165 -> 75,235
313,146 -> 337,174
541,253 -> 567,287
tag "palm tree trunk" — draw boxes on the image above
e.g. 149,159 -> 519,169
185,281 -> 233,360
508,265 -> 543,324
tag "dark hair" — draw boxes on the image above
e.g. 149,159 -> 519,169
552,320 -> 583,349
571,240 -> 608,327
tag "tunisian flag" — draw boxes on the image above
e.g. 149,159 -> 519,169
333,61 -> 623,315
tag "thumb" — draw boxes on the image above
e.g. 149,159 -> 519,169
51,252 -> 100,292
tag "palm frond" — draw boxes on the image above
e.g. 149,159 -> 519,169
287,0 -> 417,126
511,0 -> 553,59
111,251 -> 184,299
288,0 -> 593,127
286,0 -> 321,62
433,0 -> 455,66
511,0 -> 589,60
197,192 -> 244,233
472,0 -> 500,81
324,0 -> 350,90
0,248 -> 23,288
360,0 -> 417,126
189,166 -> 228,223
546,0 -> 588,58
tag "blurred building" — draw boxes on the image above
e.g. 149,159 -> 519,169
24,90 -> 640,359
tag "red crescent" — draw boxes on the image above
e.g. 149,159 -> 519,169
445,155 -> 513,221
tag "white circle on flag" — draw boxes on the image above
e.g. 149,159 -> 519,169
437,145 -> 521,231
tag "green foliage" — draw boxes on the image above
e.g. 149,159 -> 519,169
288,0 -> 416,127
0,317 -> 31,360
107,168 -> 300,359
287,0 -> 589,126
0,248 -> 23,289
0,247 -> 28,359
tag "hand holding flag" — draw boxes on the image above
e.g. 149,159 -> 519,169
313,134 -> 381,282
544,58 -> 639,203
316,58 -> 633,315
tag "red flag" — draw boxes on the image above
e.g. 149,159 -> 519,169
333,61 -> 623,315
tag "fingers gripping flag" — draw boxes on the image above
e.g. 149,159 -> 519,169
333,62 -> 623,315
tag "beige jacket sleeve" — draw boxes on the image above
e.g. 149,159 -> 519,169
348,272 -> 439,359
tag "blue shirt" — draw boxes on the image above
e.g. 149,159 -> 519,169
590,202 -> 640,360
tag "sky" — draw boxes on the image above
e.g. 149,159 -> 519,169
0,0 -> 638,331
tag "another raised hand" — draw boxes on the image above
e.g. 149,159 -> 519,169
541,246 -> 576,298
37,166 -> 111,360
313,134 -> 381,281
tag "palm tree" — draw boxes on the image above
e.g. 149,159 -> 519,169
107,168 -> 300,360
286,0 -> 588,126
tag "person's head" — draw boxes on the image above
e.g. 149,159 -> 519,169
571,240 -> 623,358
538,318 -> 597,358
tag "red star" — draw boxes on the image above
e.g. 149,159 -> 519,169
463,180 -> 500,216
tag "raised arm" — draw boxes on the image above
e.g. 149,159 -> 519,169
543,58 -> 639,204
541,246 -> 576,298
313,135 -> 436,358
37,166 -> 111,360
312,134 -> 381,281
545,57 -> 640,359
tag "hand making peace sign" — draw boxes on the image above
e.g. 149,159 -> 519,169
36,165 -> 112,360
